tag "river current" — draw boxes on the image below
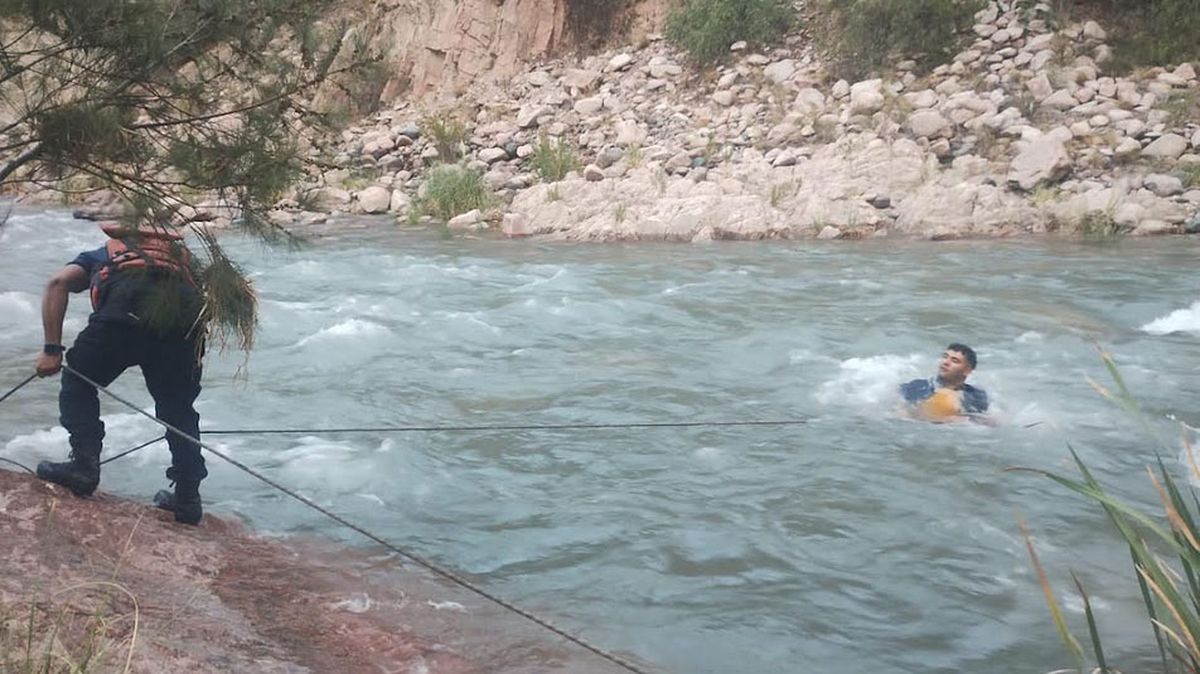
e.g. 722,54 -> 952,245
2,208 -> 1199,673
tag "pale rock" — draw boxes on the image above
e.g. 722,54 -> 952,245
1142,133 -> 1188,159
388,190 -> 411,215
355,186 -> 392,214
1074,87 -> 1096,103
1082,20 -> 1106,41
904,89 -> 939,109
1030,50 -> 1054,71
746,54 -> 770,66
646,78 -> 669,91
1176,63 -> 1197,81
583,164 -> 605,182
717,72 -> 739,88
1132,220 -> 1176,236
1026,73 -> 1054,101
792,88 -> 827,118
1106,109 -> 1133,122
1139,92 -> 1158,109
1144,174 -> 1184,197
930,138 -> 952,157
1088,114 -> 1109,128
614,120 -> 647,146
652,62 -> 681,78
479,147 -> 509,164
730,41 -> 748,52
975,24 -> 997,38
1193,129 -> 1200,149
1114,202 -> 1144,227
1097,78 -> 1117,98
991,28 -> 1011,44
1069,121 -> 1091,137
907,110 -> 952,139
516,144 -> 535,159
712,90 -> 736,107
1008,136 -> 1072,190
1183,190 -> 1200,206
850,79 -> 885,114
763,60 -> 797,84
1024,33 -> 1055,52
935,78 -> 963,96
976,4 -> 999,24
446,209 -> 483,230
502,213 -> 531,237
1014,52 -> 1033,67
563,69 -> 602,91
1117,82 -> 1141,107
315,186 -> 352,210
517,105 -> 551,128
606,53 -> 634,72
1114,137 -> 1141,158
1051,125 -> 1080,142
817,225 -> 841,240
1158,73 -> 1188,88
1043,89 -> 1078,110
831,79 -> 851,99
526,70 -> 554,87
574,97 -> 605,116
1094,44 -> 1113,64
1115,118 -> 1146,138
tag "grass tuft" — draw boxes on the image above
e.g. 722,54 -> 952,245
530,136 -> 581,183
409,165 -> 493,223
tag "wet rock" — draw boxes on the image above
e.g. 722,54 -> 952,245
446,209 -> 484,230
816,225 -> 841,240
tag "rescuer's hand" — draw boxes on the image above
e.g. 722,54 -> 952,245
36,352 -> 62,377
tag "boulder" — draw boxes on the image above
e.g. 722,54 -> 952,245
1008,137 -> 1071,190
763,60 -> 797,84
583,164 -> 605,182
389,190 -> 411,215
907,110 -> 952,139
502,212 -> 532,237
816,225 -> 841,240
573,97 -> 605,116
793,88 -> 826,116
712,90 -> 736,107
446,209 -> 483,230
1142,133 -> 1189,159
606,53 -> 634,72
563,68 -> 602,91
1026,73 -> 1053,101
1143,174 -> 1184,197
479,147 -> 509,164
849,79 -> 885,115
355,186 -> 392,214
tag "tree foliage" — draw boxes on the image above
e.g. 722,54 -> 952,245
0,0 -> 363,351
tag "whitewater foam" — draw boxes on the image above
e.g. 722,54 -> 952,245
295,319 -> 391,347
1141,301 -> 1200,336
815,354 -> 923,408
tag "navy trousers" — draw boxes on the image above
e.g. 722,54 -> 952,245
60,321 -> 206,482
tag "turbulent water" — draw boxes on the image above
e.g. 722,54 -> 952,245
2,208 -> 1199,674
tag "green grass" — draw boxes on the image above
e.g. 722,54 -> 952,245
816,0 -> 983,78
420,115 -> 468,163
408,165 -> 493,223
1162,90 -> 1200,130
1016,348 -> 1200,674
665,0 -> 795,66
341,167 -> 382,191
1178,164 -> 1200,189
1099,0 -> 1200,73
1079,209 -> 1126,239
529,136 -> 581,183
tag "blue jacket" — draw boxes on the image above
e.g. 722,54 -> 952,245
900,378 -> 989,415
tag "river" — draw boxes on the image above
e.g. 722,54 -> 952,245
2,208 -> 1199,674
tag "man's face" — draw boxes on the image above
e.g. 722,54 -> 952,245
938,349 -> 973,383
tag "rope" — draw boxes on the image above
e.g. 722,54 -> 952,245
0,456 -> 34,474
0,372 -> 36,404
101,436 -> 166,466
204,418 -> 811,436
58,364 -> 647,674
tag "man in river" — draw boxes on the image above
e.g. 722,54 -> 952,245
33,222 -> 207,525
899,343 -> 989,423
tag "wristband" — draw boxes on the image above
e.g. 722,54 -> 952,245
43,344 -> 65,356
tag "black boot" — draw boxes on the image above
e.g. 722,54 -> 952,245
153,479 -> 202,525
36,452 -> 100,497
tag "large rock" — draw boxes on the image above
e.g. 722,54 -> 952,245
1008,137 -> 1072,190
446,208 -> 484,230
1144,174 -> 1184,197
562,68 -> 601,91
573,96 -> 604,116
1026,73 -> 1053,101
906,110 -> 952,139
763,60 -> 797,84
849,79 -> 885,115
793,88 -> 826,116
614,120 -> 647,146
1142,133 -> 1189,159
355,186 -> 392,214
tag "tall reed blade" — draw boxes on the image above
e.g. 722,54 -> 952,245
1018,513 -> 1084,666
1072,573 -> 1109,673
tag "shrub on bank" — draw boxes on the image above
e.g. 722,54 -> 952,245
817,0 -> 983,78
409,166 -> 492,223
1099,0 -> 1200,72
665,0 -> 796,66
530,136 -> 581,183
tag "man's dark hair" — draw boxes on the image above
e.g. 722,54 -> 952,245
946,343 -> 977,369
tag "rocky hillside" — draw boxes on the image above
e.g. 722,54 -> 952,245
281,0 -> 1200,241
